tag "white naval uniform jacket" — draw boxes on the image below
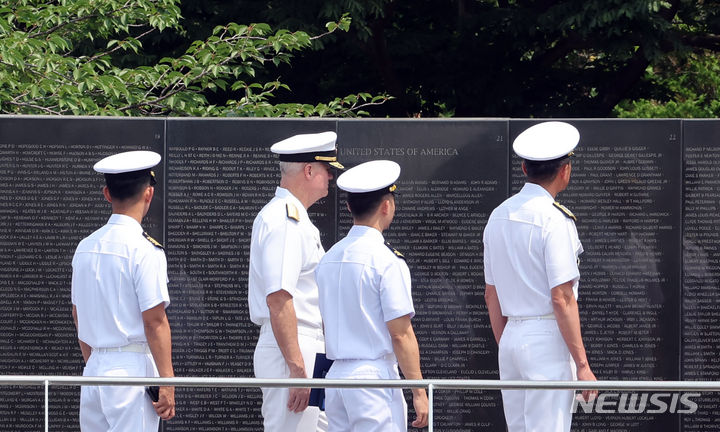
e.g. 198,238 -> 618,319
248,187 -> 325,330
71,213 -> 170,349
483,182 -> 583,317
316,225 -> 414,361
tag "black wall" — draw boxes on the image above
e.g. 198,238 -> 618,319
0,116 -> 717,431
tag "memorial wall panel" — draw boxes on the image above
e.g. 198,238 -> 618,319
0,116 -> 165,431
681,120 -> 720,431
164,119 -> 336,431
336,119 -> 509,430
0,116 -> 718,431
511,120 -> 682,431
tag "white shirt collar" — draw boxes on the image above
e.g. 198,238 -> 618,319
107,213 -> 143,234
521,182 -> 554,201
347,225 -> 384,242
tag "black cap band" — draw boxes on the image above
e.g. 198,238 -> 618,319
277,150 -> 338,163
104,169 -> 155,186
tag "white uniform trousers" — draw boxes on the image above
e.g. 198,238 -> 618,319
499,318 -> 574,432
325,356 -> 407,432
80,349 -> 159,432
254,323 -> 328,432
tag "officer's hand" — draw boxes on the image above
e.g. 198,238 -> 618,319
411,389 -> 429,428
153,386 -> 176,420
287,369 -> 310,413
577,365 -> 598,402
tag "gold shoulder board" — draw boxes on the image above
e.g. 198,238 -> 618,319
143,231 -> 164,249
286,202 -> 300,222
553,201 -> 577,222
385,242 -> 405,260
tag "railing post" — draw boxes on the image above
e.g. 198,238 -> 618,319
44,379 -> 49,432
428,383 -> 434,432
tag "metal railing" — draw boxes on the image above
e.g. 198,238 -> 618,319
4,375 -> 720,432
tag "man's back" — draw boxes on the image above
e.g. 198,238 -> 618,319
484,183 -> 582,317
316,225 -> 414,361
72,213 -> 168,349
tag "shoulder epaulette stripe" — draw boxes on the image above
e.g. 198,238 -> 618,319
143,231 -> 164,249
553,201 -> 577,222
385,241 -> 405,260
286,202 -> 300,222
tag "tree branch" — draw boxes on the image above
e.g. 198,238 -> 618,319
597,46 -> 651,115
30,0 -> 137,38
330,98 -> 389,117
682,33 -> 720,51
0,58 -> 71,87
141,66 -> 172,102
532,32 -> 584,69
85,27 -> 155,62
30,12 -> 100,39
5,100 -> 62,115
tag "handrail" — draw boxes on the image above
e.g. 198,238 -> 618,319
43,379 -> 49,432
5,376 -> 718,432
2,375 -> 719,391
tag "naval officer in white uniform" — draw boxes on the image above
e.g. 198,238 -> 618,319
315,160 -> 428,432
483,122 -> 598,432
71,150 -> 175,431
249,131 -> 343,432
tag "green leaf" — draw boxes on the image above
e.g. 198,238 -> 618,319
0,3 -> 385,117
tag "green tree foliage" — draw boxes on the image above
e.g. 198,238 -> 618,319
4,0 -> 719,118
0,0 -> 388,116
614,52 -> 720,118
188,0 -> 720,118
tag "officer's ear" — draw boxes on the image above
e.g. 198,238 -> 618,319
380,197 -> 392,215
560,162 -> 571,182
144,185 -> 154,204
303,162 -> 313,179
102,186 -> 112,204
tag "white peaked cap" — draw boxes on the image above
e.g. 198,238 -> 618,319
271,131 -> 337,154
337,160 -> 401,193
93,150 -> 161,174
270,131 -> 343,169
513,121 -> 579,161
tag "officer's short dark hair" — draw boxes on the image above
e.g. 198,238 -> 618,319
105,169 -> 154,201
347,190 -> 394,220
524,156 -> 571,184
